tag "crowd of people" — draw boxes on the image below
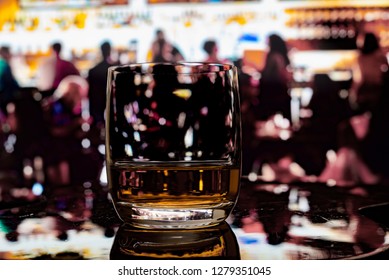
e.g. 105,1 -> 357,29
0,28 -> 388,189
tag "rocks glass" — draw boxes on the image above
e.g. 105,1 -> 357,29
106,62 -> 241,229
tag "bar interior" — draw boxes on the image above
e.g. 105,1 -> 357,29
0,0 -> 389,260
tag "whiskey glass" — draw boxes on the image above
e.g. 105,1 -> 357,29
106,62 -> 241,229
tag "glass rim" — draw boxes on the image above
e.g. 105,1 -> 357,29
108,62 -> 236,75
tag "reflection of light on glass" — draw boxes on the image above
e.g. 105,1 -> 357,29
290,162 -> 306,177
280,130 -> 290,140
134,74 -> 141,86
301,87 -> 313,107
199,170 -> 203,191
300,109 -> 313,118
33,156 -> 43,169
173,89 -> 192,100
99,162 -> 107,185
226,110 -> 233,127
288,188 -> 299,211
142,74 -> 152,84
185,151 -> 193,157
137,208 -> 212,219
178,112 -> 186,128
134,132 -> 140,142
329,70 -> 352,81
4,133 -> 16,153
81,99 -> 90,120
348,29 -> 355,38
133,101 -> 139,114
274,114 -> 290,129
81,138 -> 91,149
6,103 -> 15,114
145,89 -> 153,98
326,150 -> 337,163
261,163 -> 275,181
81,122 -> 90,132
163,170 -> 168,191
139,124 -> 147,131
125,144 -> 133,156
339,89 -> 349,99
197,151 -> 202,157
33,156 -> 44,183
184,127 -> 194,148
158,118 -> 166,125
23,165 -> 33,178
274,184 -> 289,194
298,194 -> 310,212
326,179 -> 337,187
122,131 -> 128,138
168,152 -> 175,158
248,172 -> 257,182
178,75 -> 196,84
291,96 -> 300,129
32,182 -> 44,196
124,105 -> 134,123
98,144 -> 105,155
33,91 -> 42,101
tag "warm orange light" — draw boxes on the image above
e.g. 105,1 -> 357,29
0,0 -> 19,31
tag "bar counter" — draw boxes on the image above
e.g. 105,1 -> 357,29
1,179 -> 389,260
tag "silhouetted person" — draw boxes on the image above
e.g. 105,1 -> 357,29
150,29 -> 184,63
320,70 -> 389,185
202,40 -> 230,64
36,42 -> 80,95
350,32 -> 389,113
42,75 -> 90,185
87,41 -> 118,127
257,34 -> 292,121
150,29 -> 173,63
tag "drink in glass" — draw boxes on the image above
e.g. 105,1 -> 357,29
106,62 -> 241,229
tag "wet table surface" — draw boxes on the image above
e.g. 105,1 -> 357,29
1,179 -> 389,260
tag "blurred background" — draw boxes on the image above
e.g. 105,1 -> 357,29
1,0 -> 388,188
1,0 -> 389,260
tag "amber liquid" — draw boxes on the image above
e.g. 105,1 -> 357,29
108,161 -> 240,228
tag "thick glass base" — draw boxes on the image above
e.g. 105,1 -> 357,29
114,201 -> 235,229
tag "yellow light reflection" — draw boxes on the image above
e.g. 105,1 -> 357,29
199,170 -> 203,192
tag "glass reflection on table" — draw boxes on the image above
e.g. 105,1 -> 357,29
230,181 -> 389,260
1,180 -> 389,260
110,222 -> 240,260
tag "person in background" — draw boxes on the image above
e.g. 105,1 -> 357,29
150,29 -> 173,63
42,75 -> 91,186
87,41 -> 118,128
150,29 -> 184,63
202,40 -> 230,64
257,33 -> 292,121
0,46 -> 19,114
349,32 -> 389,113
319,68 -> 389,186
36,42 -> 80,96
171,45 -> 185,63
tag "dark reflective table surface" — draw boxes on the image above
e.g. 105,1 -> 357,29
110,222 -> 240,260
1,179 -> 389,260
